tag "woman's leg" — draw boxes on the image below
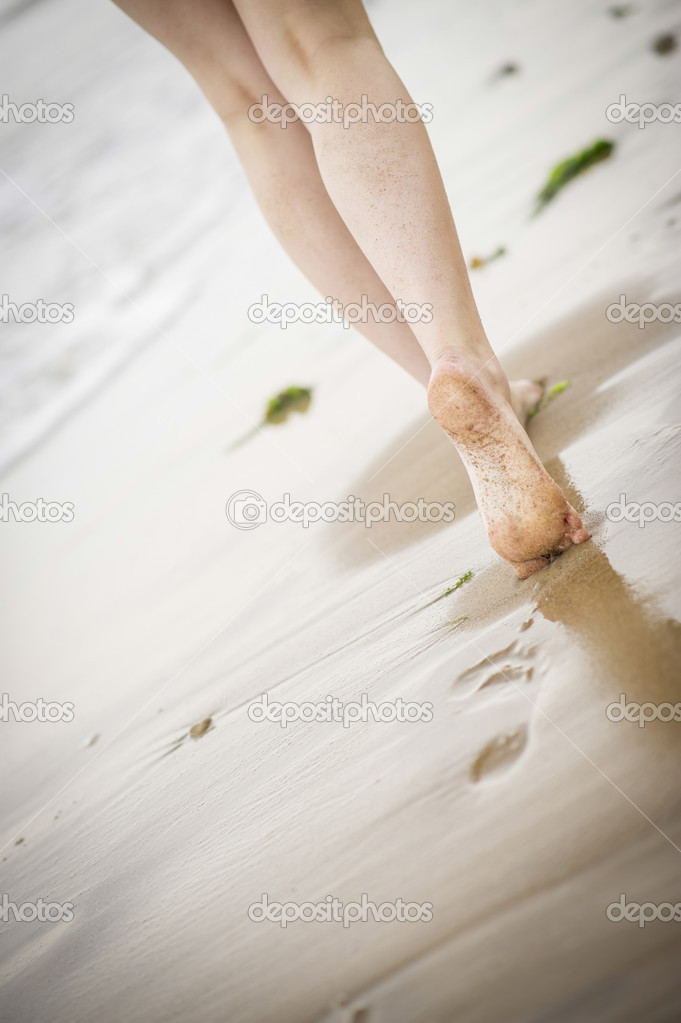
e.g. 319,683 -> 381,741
227,0 -> 590,576
112,0 -> 542,404
112,0 -> 436,385
112,0 -> 589,575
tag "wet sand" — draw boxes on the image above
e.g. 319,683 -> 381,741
1,0 -> 680,1020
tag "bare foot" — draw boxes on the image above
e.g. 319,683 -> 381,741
509,378 -> 543,424
428,352 -> 590,578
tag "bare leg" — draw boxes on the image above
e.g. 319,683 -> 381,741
227,68 -> 542,418
112,0 -> 434,384
112,0 -> 589,575
112,0 -> 542,410
230,0 -> 590,576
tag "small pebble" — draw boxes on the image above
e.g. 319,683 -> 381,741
652,33 -> 677,55
189,717 -> 212,739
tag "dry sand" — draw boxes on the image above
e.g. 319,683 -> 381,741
1,0 -> 680,1021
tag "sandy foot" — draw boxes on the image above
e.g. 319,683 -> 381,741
428,354 -> 590,578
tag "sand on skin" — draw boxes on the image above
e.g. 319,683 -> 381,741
1,0 -> 680,1020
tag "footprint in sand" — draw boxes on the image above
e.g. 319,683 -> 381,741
449,631 -> 539,782
470,725 -> 529,782
450,639 -> 537,707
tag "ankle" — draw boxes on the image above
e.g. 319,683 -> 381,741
429,346 -> 512,406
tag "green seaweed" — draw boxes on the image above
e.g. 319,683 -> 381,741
452,615 -> 468,625
420,571 -> 472,613
228,385 -> 313,450
264,385 -> 313,424
533,140 -> 615,215
443,571 -> 472,596
527,380 -> 571,418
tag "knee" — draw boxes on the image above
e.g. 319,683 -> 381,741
213,76 -> 269,128
260,7 -> 383,91
186,42 -> 278,129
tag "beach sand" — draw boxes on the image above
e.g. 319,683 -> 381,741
1,0 -> 680,1020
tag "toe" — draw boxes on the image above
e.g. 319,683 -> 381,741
509,379 -> 544,423
511,556 -> 550,579
564,507 -> 591,545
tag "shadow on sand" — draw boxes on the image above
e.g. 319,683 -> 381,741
323,282 -> 677,567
